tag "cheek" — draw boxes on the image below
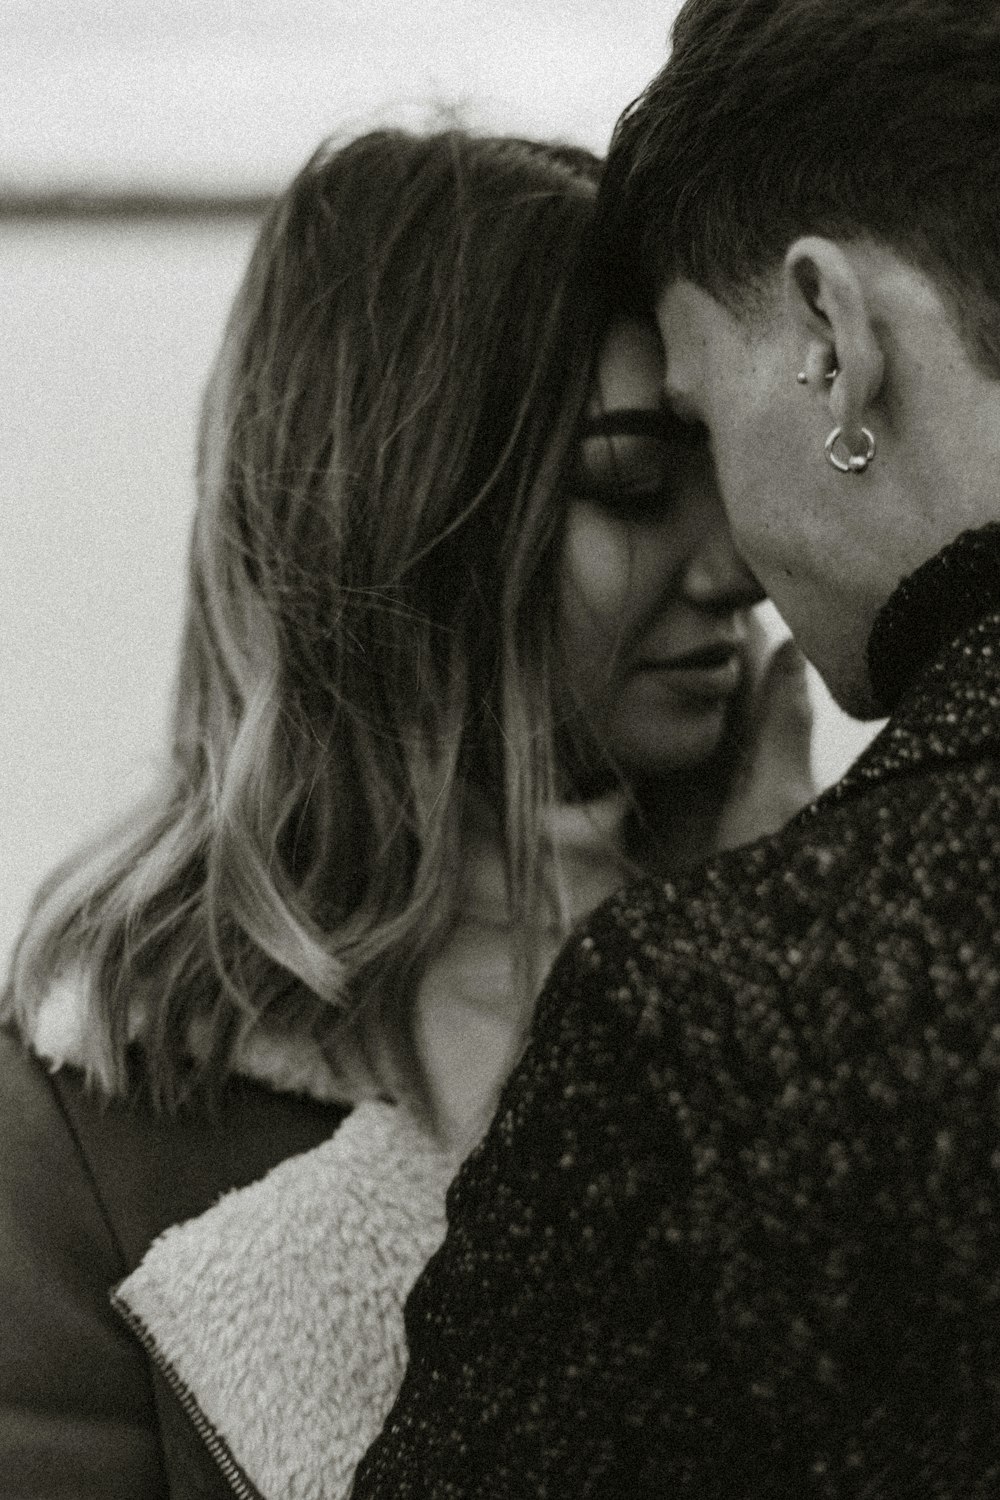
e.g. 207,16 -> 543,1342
704,365 -> 798,570
558,506 -> 634,656
716,439 -> 798,584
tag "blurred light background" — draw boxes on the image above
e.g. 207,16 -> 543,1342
1,0 -> 881,970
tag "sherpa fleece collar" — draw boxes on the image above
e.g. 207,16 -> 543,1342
29,972 -> 364,1105
113,1099 -> 459,1500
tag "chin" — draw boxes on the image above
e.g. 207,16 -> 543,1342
615,710 -> 729,781
785,606 -> 887,723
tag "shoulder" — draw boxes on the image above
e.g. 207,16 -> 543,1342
0,1025 -> 349,1496
0,1027 -> 115,1265
480,750 -> 1000,1220
542,747 -> 1000,1025
0,1027 -> 168,1496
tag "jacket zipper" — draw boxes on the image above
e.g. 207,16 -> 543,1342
110,1288 -> 267,1500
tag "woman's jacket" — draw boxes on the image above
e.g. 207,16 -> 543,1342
1,798 -> 626,1500
0,1025 -> 349,1498
1,969 -> 466,1500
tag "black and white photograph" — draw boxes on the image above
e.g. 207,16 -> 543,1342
3,3 -> 999,1495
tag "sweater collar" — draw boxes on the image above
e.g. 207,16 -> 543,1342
867,522 -> 1000,715
818,526 -> 1000,809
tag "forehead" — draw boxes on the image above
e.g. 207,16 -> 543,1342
656,278 -> 722,344
588,318 -> 664,415
654,280 -> 737,410
654,277 -> 790,426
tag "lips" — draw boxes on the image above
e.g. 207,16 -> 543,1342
654,643 -> 741,670
634,640 -> 744,700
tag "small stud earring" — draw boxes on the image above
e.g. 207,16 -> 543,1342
796,367 -> 839,386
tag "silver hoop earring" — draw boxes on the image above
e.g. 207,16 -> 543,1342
825,425 -> 876,474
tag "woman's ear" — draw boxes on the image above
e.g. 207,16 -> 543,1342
784,236 -> 885,433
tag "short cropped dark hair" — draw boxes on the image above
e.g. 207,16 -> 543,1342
600,0 -> 1000,372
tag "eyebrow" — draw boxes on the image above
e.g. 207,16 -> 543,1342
578,408 -> 676,440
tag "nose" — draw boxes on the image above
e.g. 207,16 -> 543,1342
681,494 -> 765,611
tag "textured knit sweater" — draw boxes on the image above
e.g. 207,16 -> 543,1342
352,523 -> 1000,1500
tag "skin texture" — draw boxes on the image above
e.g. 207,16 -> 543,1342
556,318 -> 764,781
655,239 -> 1000,717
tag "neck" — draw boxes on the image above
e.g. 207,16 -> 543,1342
461,787 -> 632,931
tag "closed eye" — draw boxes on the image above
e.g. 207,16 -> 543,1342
570,408 -> 708,524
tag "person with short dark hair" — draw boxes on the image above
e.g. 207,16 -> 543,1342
351,4 -> 1000,1495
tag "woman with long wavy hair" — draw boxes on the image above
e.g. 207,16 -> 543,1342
0,127 -> 807,1499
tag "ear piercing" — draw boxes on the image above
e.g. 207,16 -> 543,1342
795,364 -> 875,472
824,425 -> 877,474
796,367 -> 838,385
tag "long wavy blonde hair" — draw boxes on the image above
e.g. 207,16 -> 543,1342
3,129 -> 611,1111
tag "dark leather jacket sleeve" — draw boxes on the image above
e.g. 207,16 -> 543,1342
0,1029 -> 166,1499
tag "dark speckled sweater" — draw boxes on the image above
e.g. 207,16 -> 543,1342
353,524 -> 1000,1500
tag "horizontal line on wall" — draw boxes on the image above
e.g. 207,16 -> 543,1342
0,189 -> 274,220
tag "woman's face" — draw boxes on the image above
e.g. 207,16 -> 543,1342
556,318 -> 764,788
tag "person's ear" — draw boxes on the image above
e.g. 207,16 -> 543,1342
783,236 -> 885,433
